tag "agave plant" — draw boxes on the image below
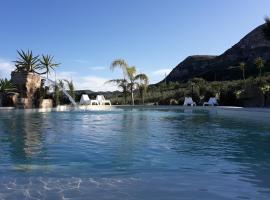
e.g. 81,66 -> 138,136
39,55 -> 60,78
14,50 -> 40,73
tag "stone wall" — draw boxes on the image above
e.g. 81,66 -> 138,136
39,99 -> 53,109
11,72 -> 42,108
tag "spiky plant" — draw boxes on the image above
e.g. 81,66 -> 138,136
14,50 -> 40,73
39,55 -> 60,78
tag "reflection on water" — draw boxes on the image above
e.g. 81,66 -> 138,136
0,108 -> 270,199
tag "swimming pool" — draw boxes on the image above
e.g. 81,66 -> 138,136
0,107 -> 270,199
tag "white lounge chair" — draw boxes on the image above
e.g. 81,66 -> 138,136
79,94 -> 99,105
96,95 -> 111,106
203,97 -> 219,106
183,97 -> 196,106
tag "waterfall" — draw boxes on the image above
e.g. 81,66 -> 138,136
44,77 -> 77,106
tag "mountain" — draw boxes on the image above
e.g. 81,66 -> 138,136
163,24 -> 270,83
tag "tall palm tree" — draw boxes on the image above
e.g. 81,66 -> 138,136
254,57 -> 265,80
239,62 -> 246,86
125,66 -> 148,105
110,59 -> 148,105
135,74 -> 149,104
126,66 -> 137,105
110,59 -> 129,104
263,16 -> 270,41
39,55 -> 60,78
14,50 -> 40,73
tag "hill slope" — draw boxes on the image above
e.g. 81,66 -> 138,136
164,24 -> 270,83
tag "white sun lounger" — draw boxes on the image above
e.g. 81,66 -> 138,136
203,97 -> 219,106
96,95 -> 111,106
79,94 -> 99,105
183,97 -> 196,106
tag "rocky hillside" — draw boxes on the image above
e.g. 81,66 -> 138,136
164,24 -> 270,83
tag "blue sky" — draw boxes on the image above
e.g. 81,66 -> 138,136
0,0 -> 270,91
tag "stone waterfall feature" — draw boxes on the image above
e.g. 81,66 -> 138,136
11,72 -> 42,108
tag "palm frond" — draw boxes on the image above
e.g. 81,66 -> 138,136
135,73 -> 149,85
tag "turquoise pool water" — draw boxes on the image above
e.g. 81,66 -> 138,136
0,107 -> 270,199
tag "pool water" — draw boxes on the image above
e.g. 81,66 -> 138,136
0,107 -> 270,199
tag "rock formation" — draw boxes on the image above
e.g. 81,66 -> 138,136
11,72 -> 42,108
163,24 -> 270,83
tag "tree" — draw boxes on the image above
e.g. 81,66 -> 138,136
126,66 -> 137,105
0,79 -> 16,93
263,16 -> 270,41
14,50 -> 40,73
39,55 -> 60,78
106,79 -> 128,104
58,80 -> 65,104
54,84 -> 60,106
0,79 -> 17,106
135,74 -> 149,104
254,57 -> 265,80
110,59 -> 129,104
64,80 -> 75,100
110,59 -> 148,105
125,66 -> 148,105
239,62 -> 246,86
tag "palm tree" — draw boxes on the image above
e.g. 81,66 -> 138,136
14,50 -> 40,73
135,74 -> 149,104
254,57 -> 266,80
263,16 -> 270,41
126,66 -> 137,105
39,55 -> 60,78
239,62 -> 246,86
110,59 -> 129,104
125,66 -> 148,105
110,59 -> 148,105
106,79 -> 128,104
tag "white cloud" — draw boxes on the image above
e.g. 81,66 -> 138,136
51,71 -> 118,92
76,76 -> 117,91
0,59 -> 14,79
89,66 -> 106,70
152,68 -> 172,76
